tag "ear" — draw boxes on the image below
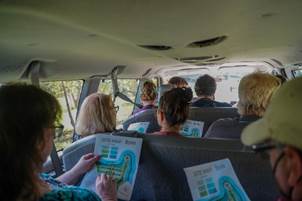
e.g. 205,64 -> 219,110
285,146 -> 302,186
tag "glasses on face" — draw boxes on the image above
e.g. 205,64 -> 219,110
252,142 -> 284,160
50,124 -> 64,139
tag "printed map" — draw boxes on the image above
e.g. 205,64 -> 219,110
184,158 -> 250,201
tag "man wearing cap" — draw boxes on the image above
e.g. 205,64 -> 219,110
241,77 -> 302,201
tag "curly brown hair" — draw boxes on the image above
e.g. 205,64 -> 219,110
140,81 -> 157,101
168,76 -> 188,88
0,83 -> 61,201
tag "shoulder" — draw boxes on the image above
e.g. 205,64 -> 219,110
214,101 -> 232,107
40,186 -> 101,201
151,131 -> 162,135
40,173 -> 66,189
191,99 -> 206,107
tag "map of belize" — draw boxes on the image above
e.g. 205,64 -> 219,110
184,159 -> 250,201
180,120 -> 204,138
96,148 -> 136,186
93,135 -> 143,201
206,176 -> 246,201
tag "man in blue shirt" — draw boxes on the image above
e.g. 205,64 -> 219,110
192,74 -> 231,108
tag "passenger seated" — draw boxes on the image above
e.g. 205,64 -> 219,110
133,80 -> 157,114
241,77 -> 302,201
168,76 -> 193,102
205,72 -> 280,139
75,93 -> 116,139
191,74 -> 232,107
168,76 -> 189,88
153,87 -> 192,136
0,84 -> 116,201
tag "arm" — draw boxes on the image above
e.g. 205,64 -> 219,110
57,153 -> 100,185
96,174 -> 117,201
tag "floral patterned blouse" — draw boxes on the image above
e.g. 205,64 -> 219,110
39,174 -> 101,201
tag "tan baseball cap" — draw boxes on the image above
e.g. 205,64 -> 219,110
241,77 -> 302,149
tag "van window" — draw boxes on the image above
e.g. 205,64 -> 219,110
98,79 -> 139,125
215,67 -> 256,103
41,80 -> 83,151
176,67 -> 257,103
293,68 -> 302,77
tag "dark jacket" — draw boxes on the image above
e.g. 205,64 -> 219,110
191,98 -> 232,108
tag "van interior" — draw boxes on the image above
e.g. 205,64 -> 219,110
1,1 -> 302,201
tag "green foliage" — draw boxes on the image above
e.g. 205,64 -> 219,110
42,79 -> 139,150
99,79 -> 138,98
42,80 -> 82,100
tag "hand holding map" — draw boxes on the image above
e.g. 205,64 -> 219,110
80,134 -> 143,201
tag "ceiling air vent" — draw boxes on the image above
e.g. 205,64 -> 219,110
139,45 -> 172,51
196,63 -> 219,66
187,35 -> 227,48
293,63 -> 302,67
177,56 -> 214,63
204,57 -> 226,62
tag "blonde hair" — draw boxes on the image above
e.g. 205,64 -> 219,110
237,72 -> 281,116
75,93 -> 116,136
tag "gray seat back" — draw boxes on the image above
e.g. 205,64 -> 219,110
62,133 -> 278,201
123,107 -> 239,135
189,107 -> 239,134
62,134 -> 98,171
140,135 -> 279,201
123,109 -> 160,133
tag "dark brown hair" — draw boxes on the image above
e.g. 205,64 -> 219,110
0,83 -> 61,201
168,76 -> 188,88
158,87 -> 192,126
194,74 -> 217,96
140,81 -> 157,101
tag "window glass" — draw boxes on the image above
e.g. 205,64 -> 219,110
98,79 -> 139,125
41,80 -> 83,151
292,68 -> 302,77
169,67 -> 259,103
215,67 -> 256,103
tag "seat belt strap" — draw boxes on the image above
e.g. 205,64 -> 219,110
50,143 -> 64,176
28,61 -> 64,176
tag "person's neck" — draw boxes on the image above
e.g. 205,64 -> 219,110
160,124 -> 180,134
34,172 -> 51,197
241,111 -> 262,117
142,101 -> 154,107
199,95 -> 214,100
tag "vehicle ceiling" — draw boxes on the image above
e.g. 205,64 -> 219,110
0,0 -> 302,81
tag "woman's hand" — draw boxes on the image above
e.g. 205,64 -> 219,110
71,153 -> 100,175
96,174 -> 117,201
57,153 -> 100,185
